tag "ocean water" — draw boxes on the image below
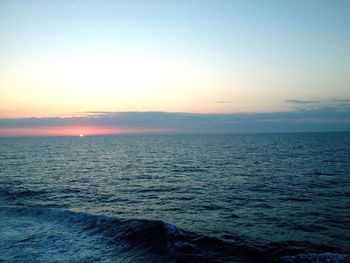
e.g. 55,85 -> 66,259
1,133 -> 350,263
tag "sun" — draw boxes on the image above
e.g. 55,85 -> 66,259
79,133 -> 84,137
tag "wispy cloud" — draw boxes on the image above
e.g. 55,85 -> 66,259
333,99 -> 350,103
286,99 -> 319,104
286,98 -> 350,112
216,101 -> 234,104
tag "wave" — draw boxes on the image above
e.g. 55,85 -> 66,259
0,187 -> 47,200
281,253 -> 350,263
0,205 -> 269,262
0,205 -> 349,262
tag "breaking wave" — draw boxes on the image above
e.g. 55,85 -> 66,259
1,205 -> 349,262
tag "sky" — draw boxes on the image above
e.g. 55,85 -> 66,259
0,0 -> 349,135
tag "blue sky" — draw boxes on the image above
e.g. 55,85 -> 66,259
0,0 -> 349,134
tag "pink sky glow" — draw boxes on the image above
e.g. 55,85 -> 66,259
0,126 -> 162,137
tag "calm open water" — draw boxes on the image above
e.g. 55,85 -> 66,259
1,133 -> 350,262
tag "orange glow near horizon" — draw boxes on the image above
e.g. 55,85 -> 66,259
0,126 -> 162,137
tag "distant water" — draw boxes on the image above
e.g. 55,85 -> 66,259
1,133 -> 350,262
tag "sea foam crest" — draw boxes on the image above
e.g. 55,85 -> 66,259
281,253 -> 350,263
0,205 -> 187,262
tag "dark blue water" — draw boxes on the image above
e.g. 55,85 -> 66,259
1,133 -> 350,262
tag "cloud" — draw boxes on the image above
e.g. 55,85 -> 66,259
333,99 -> 350,102
0,107 -> 349,136
216,100 -> 233,104
286,99 -> 319,104
286,98 -> 350,112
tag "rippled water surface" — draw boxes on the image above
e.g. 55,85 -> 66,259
1,133 -> 350,262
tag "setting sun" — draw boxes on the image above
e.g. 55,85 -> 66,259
0,125 -> 161,137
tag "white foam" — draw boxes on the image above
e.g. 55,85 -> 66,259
0,206 -> 125,262
281,252 -> 350,263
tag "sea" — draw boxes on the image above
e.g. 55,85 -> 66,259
1,132 -> 350,263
